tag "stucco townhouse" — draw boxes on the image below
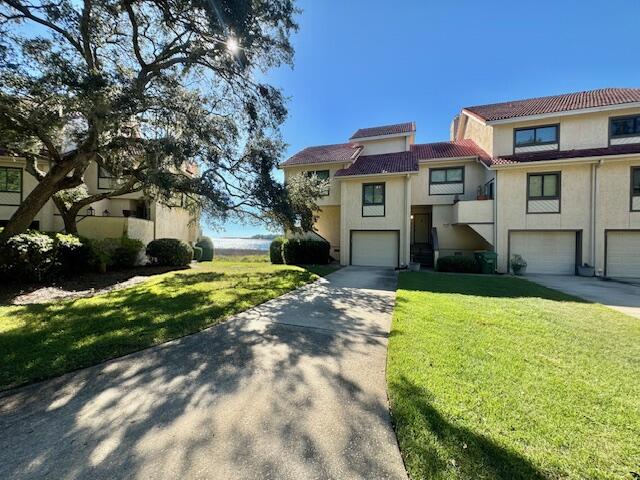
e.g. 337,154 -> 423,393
280,88 -> 640,279
0,157 -> 200,245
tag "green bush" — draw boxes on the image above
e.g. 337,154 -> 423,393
146,238 -> 193,266
196,236 -> 214,261
269,237 -> 284,264
436,255 -> 481,274
192,245 -> 203,262
281,238 -> 330,265
112,237 -> 144,269
0,231 -> 56,282
51,233 -> 90,275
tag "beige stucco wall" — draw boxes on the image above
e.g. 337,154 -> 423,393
432,204 -> 492,257
282,163 -> 348,206
339,175 -> 411,266
411,159 -> 489,205
152,202 -> 198,244
495,162 -> 593,272
492,107 -> 640,157
314,206 -> 341,257
461,114 -> 494,156
357,136 -> 409,155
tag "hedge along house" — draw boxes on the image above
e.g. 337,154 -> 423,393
0,155 -> 200,246
279,88 -> 640,279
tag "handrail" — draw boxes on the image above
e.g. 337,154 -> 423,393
431,227 -> 439,251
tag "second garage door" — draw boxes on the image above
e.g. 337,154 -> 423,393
510,231 -> 577,275
606,231 -> 640,278
351,230 -> 399,268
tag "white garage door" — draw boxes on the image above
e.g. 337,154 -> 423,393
351,231 -> 398,268
510,231 -> 576,275
607,231 -> 640,278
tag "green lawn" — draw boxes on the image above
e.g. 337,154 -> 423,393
0,260 -> 338,390
387,272 -> 640,480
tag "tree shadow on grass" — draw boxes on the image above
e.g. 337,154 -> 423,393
390,375 -> 547,480
400,271 -> 590,302
0,267 -> 405,480
0,269 -> 318,390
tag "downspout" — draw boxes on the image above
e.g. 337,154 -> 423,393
493,170 -> 498,257
591,160 -> 602,274
403,174 -> 409,267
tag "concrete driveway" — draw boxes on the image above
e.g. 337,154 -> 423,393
526,274 -> 640,319
0,267 -> 407,480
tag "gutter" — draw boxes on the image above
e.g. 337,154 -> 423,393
334,170 -> 419,180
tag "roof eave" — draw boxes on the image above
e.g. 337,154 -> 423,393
488,152 -> 640,170
481,102 -> 640,125
334,170 -> 419,180
349,131 -> 415,142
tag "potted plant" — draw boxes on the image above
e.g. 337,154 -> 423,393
511,254 -> 527,275
578,263 -> 595,277
476,186 -> 488,201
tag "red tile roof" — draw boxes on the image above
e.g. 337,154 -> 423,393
334,140 -> 490,177
464,88 -> 640,122
350,122 -> 415,140
280,143 -> 361,166
334,151 -> 418,177
411,139 -> 490,163
491,142 -> 640,166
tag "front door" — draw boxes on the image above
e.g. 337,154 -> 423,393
411,214 -> 431,245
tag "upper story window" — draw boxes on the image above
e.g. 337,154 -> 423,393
632,167 -> 640,211
362,182 -> 385,217
514,125 -> 559,149
527,172 -> 560,213
98,166 -> 122,190
0,167 -> 21,193
429,166 -> 464,195
528,173 -> 559,199
610,115 -> 640,141
305,169 -> 330,195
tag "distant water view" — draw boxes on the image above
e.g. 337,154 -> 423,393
213,237 -> 271,251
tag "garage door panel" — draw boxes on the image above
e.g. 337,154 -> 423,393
607,231 -> 640,278
351,231 -> 398,268
510,231 -> 576,275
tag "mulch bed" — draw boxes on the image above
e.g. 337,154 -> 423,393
0,265 -> 189,306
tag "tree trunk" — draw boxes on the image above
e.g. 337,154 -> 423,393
0,163 -> 76,241
52,196 -> 79,235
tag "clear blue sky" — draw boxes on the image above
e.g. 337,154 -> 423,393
205,0 -> 640,238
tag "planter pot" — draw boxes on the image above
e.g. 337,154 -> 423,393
409,262 -> 421,272
512,265 -> 526,276
578,265 -> 595,277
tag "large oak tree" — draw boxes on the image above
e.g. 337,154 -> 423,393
0,0 -> 321,240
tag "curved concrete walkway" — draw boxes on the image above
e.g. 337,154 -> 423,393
0,267 -> 407,480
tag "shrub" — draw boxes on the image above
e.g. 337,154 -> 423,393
192,245 -> 203,261
269,237 -> 284,264
52,233 -> 91,275
0,231 -> 56,282
281,238 -> 330,265
146,238 -> 193,266
196,236 -> 214,261
436,255 -> 481,274
112,237 -> 144,269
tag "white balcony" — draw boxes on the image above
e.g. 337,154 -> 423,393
452,199 -> 494,224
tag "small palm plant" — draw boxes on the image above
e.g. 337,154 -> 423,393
511,254 -> 527,275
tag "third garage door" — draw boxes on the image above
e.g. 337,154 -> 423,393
351,230 -> 399,268
606,231 -> 640,278
510,231 -> 577,275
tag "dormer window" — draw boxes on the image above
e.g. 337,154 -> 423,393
514,125 -> 559,153
610,115 -> 640,145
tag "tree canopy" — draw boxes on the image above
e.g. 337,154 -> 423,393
0,0 -> 322,239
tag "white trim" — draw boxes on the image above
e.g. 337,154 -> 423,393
279,160 -> 355,170
417,155 -> 477,164
349,131 -> 414,142
334,171 -> 419,180
482,102 -> 640,125
492,152 -> 640,170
